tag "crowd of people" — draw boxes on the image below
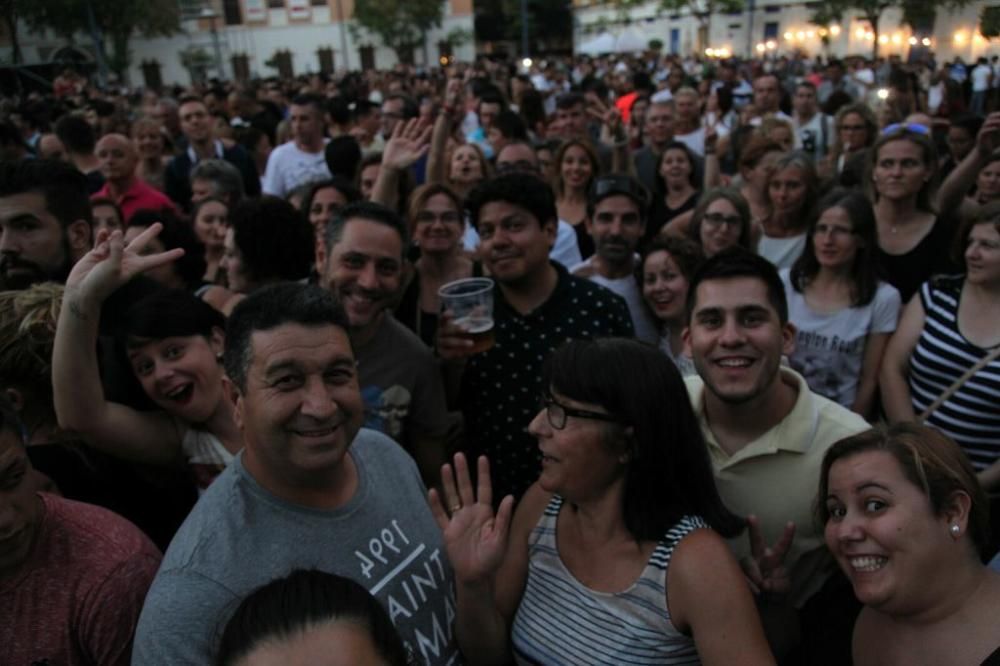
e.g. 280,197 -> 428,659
2,46 -> 1000,665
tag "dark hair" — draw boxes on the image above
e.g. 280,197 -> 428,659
216,569 -> 409,666
304,177 -> 362,222
655,140 -> 700,191
688,187 -> 753,252
324,135 -> 362,181
466,172 -> 557,231
230,196 -> 314,285
949,113 -> 984,138
0,158 -> 92,230
553,138 -> 600,198
640,235 -> 705,283
384,93 -> 418,120
322,199 -> 408,258
543,339 -> 744,540
54,113 -> 97,154
790,189 -> 881,306
290,93 -> 325,115
0,391 -> 25,443
90,196 -> 124,222
120,289 -> 225,353
224,284 -> 350,391
129,208 -> 208,289
816,423 -> 991,560
953,199 -> 1000,268
686,247 -> 788,324
555,92 -> 585,110
177,95 -> 208,111
491,110 -> 528,142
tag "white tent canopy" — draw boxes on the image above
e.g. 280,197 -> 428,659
615,26 -> 648,53
576,32 -> 616,56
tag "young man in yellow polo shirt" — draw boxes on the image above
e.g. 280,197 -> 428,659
682,248 -> 868,664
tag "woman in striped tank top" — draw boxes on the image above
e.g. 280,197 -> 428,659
429,338 -> 775,665
882,202 -> 1000,494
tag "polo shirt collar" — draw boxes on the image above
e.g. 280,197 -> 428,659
694,368 -> 819,467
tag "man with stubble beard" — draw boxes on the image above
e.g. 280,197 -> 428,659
0,159 -> 92,290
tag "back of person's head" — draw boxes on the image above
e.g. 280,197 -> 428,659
322,199 -> 408,259
230,196 -> 314,286
790,188 -> 880,306
466,172 -> 556,230
737,136 -> 783,172
0,283 -> 63,418
324,135 -> 362,181
223,284 -> 349,392
949,112 -> 984,137
191,159 -> 246,205
129,208 -> 207,289
542,338 -> 744,540
492,110 -> 528,141
816,423 -> 991,560
0,158 -> 92,230
686,247 -> 788,324
216,569 -> 409,666
326,97 -> 351,126
54,113 -> 97,154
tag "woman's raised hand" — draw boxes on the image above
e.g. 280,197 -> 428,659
66,224 -> 184,304
428,453 -> 514,585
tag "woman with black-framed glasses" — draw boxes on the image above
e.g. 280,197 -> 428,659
428,338 -> 775,665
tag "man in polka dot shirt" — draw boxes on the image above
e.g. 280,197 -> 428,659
439,173 -> 634,503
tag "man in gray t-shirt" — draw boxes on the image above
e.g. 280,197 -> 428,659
132,283 -> 459,665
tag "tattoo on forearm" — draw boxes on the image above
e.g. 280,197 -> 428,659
68,300 -> 90,322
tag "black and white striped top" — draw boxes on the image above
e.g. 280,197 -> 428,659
510,495 -> 708,665
910,276 -> 1000,471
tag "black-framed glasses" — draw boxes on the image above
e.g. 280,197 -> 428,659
702,212 -> 743,229
540,393 -> 619,430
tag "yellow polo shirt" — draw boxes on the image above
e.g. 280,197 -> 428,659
686,369 -> 869,608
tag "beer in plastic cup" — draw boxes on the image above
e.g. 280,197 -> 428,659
438,277 -> 495,354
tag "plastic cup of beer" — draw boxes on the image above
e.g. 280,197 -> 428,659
438,277 -> 495,354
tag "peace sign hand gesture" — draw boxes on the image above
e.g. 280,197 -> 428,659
742,515 -> 795,597
66,224 -> 184,306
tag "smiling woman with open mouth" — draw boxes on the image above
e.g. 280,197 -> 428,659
54,223 -> 243,494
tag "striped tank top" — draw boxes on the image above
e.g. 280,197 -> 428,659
910,277 -> 1000,470
510,495 -> 708,665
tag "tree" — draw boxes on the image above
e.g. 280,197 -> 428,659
810,0 -> 973,59
657,0 -> 744,54
19,0 -> 179,79
351,0 -> 443,65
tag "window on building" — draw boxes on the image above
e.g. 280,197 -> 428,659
310,0 -> 326,6
223,0 -> 242,24
317,47 -> 334,73
764,22 -> 779,40
359,45 -> 375,71
267,0 -> 284,9
764,5 -> 781,12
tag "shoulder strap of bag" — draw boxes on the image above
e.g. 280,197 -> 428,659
919,345 -> 1000,422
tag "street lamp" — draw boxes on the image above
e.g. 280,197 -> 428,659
200,7 -> 226,81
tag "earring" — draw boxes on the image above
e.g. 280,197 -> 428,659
950,524 -> 961,537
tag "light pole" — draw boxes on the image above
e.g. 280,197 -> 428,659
334,0 -> 350,71
200,7 -> 226,81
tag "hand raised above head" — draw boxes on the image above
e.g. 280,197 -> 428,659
66,224 -> 184,305
382,117 -> 432,171
428,453 -> 514,585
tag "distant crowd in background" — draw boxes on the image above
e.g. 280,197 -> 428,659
2,47 -> 1000,665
